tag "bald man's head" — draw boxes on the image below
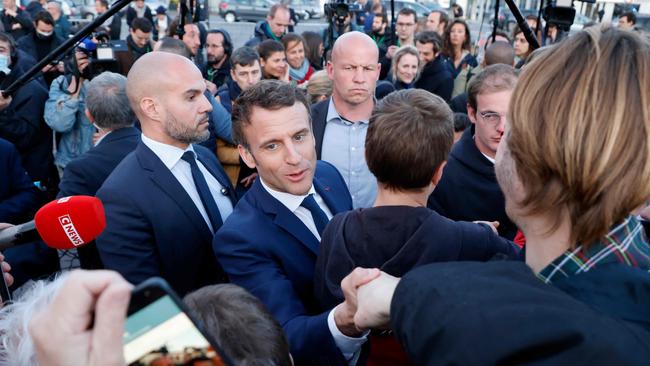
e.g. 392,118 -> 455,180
331,31 -> 379,64
484,41 -> 515,67
126,52 -> 212,147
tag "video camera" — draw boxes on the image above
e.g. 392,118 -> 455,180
73,32 -> 121,80
324,0 -> 361,28
542,0 -> 594,32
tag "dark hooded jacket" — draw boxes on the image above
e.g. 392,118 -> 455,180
314,205 -> 519,309
428,125 -> 518,240
414,55 -> 454,102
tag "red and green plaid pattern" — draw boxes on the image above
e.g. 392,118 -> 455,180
538,216 -> 650,284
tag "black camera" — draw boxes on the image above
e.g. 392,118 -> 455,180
74,32 -> 120,80
324,0 -> 361,27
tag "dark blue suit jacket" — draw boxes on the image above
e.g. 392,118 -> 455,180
96,141 -> 237,296
0,138 -> 39,223
214,161 -> 352,365
58,127 -> 140,269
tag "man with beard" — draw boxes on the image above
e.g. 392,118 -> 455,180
17,11 -> 64,86
96,52 -> 237,296
203,29 -> 232,91
116,17 -> 154,76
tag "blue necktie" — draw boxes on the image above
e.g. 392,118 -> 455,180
300,194 -> 329,236
181,151 -> 223,232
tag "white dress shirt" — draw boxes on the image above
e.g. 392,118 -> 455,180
260,178 -> 367,365
141,134 -> 234,231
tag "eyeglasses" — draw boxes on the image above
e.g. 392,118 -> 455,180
396,22 -> 415,28
478,111 -> 506,125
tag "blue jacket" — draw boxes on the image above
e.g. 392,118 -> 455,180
96,141 -> 237,296
44,75 -> 95,169
0,138 -> 39,223
214,161 -> 352,364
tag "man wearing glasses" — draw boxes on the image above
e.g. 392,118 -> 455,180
428,64 -> 520,240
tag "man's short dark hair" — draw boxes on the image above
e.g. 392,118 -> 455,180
375,12 -> 388,24
453,112 -> 471,132
467,64 -> 517,111
0,32 -> 16,54
131,17 -> 153,33
415,30 -> 443,54
257,39 -> 284,60
232,80 -> 310,148
96,0 -> 108,8
398,7 -> 417,23
620,11 -> 636,25
484,41 -> 515,66
366,89 -> 453,191
230,46 -> 260,69
156,37 -> 191,59
184,284 -> 292,366
34,11 -> 55,27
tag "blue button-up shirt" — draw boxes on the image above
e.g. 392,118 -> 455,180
321,98 -> 377,208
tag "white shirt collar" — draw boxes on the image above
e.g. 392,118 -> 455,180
259,178 -> 316,213
141,134 -> 195,169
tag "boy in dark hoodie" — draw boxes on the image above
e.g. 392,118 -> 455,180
314,88 -> 520,365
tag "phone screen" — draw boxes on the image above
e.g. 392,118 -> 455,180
124,294 -> 226,366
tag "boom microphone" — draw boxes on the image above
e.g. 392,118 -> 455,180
0,196 -> 106,250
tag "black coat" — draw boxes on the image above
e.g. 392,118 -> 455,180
428,126 -> 518,240
415,55 -> 454,102
310,98 -> 329,159
391,261 -> 650,365
0,8 -> 32,39
314,206 -> 520,309
125,5 -> 153,27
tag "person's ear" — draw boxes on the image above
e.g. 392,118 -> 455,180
432,161 -> 447,186
139,97 -> 162,122
238,144 -> 257,169
84,108 -> 94,123
467,104 -> 477,124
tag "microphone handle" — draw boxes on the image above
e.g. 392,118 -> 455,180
0,221 -> 39,249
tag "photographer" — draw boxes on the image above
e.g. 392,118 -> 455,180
322,1 -> 362,53
116,17 -> 154,76
44,50 -> 95,170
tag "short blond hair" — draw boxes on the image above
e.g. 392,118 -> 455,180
508,25 -> 650,245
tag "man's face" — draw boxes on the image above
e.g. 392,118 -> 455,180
0,40 -> 12,67
468,89 -> 512,159
130,28 -> 151,48
618,16 -> 633,29
426,12 -> 440,33
183,24 -> 201,56
35,20 -> 54,35
396,14 -> 416,41
371,16 -> 385,33
239,102 -> 316,196
231,61 -> 262,91
3,0 -> 15,9
159,62 -> 213,145
267,9 -> 291,37
47,3 -> 61,19
206,32 -> 226,65
94,0 -> 106,14
135,0 -> 145,9
416,41 -> 435,65
261,51 -> 287,79
285,40 -> 305,69
326,38 -> 380,106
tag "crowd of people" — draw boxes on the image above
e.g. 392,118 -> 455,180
0,1 -> 649,365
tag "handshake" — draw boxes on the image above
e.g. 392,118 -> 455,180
338,268 -> 401,333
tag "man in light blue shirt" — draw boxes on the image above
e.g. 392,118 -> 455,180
311,31 -> 380,208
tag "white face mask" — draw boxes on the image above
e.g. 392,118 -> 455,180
0,54 -> 10,75
36,30 -> 54,38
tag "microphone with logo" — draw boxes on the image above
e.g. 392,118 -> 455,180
0,196 -> 106,303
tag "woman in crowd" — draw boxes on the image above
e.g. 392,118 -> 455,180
442,19 -> 477,77
257,39 -> 289,81
305,70 -> 332,104
513,25 -> 533,68
390,46 -> 420,90
301,31 -> 324,70
282,33 -> 314,85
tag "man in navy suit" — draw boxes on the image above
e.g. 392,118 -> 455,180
214,80 -> 367,365
96,52 -> 237,296
58,72 -> 140,269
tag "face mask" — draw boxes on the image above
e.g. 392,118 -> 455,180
0,55 -> 10,75
36,30 -> 54,39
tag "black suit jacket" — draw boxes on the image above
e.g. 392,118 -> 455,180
97,141 -> 237,296
310,98 -> 330,160
58,127 -> 140,269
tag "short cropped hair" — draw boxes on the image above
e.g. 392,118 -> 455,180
397,7 -> 417,23
268,3 -> 289,18
366,89 -> 453,191
232,80 -> 310,148
131,17 -> 153,33
184,284 -> 292,366
230,46 -> 260,68
620,11 -> 636,25
431,10 -> 449,28
34,11 -> 54,26
484,41 -> 515,66
156,37 -> 192,58
453,112 -> 471,132
257,39 -> 285,60
0,274 -> 69,366
86,72 -> 135,130
96,0 -> 108,8
507,25 -> 650,245
415,30 -> 443,54
467,64 -> 517,111
375,11 -> 388,24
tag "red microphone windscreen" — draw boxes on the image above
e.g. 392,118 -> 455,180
34,196 -> 106,250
